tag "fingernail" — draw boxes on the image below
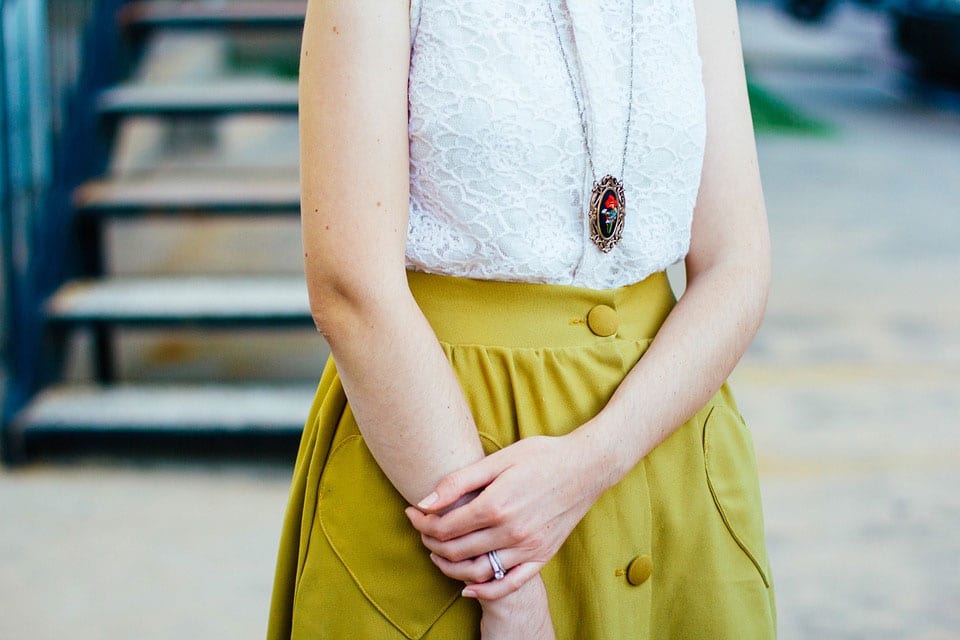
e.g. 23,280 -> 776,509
417,492 -> 439,509
429,553 -> 438,564
461,588 -> 477,598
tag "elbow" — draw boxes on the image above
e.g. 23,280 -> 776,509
686,241 -> 771,335
737,247 -> 771,340
751,231 -> 772,329
305,265 -> 410,345
307,278 -> 358,340
726,242 -> 770,337
750,262 -> 771,338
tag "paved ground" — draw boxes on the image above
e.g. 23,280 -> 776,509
738,4 -> 960,638
2,3 -> 959,639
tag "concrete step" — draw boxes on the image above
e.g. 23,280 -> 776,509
119,0 -> 307,32
46,276 -> 311,327
75,172 -> 300,215
9,383 -> 314,452
98,79 -> 298,117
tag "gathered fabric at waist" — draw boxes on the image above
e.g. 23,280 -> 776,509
406,270 -> 677,350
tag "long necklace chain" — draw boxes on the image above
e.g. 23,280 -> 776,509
547,0 -> 636,252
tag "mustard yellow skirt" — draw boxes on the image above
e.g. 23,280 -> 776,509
268,271 -> 776,639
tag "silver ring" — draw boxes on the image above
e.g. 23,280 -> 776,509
487,550 -> 506,580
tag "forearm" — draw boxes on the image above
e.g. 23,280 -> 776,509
299,0 -> 485,504
576,254 -> 769,490
319,283 -> 553,626
315,286 -> 485,505
299,0 -> 547,623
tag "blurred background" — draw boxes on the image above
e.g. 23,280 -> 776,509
1,0 -> 958,638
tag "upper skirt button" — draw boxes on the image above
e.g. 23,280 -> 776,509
586,305 -> 618,337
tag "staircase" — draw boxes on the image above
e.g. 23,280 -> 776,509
4,1 -> 321,461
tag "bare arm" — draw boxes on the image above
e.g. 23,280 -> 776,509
300,0 -> 553,632
408,0 -> 770,600
576,0 -> 771,481
300,0 -> 483,503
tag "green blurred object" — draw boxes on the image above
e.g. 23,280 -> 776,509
226,37 -> 300,79
748,81 -> 835,136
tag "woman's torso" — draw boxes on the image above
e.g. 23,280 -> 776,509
405,0 -> 707,289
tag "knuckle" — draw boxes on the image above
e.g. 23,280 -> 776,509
420,536 -> 435,552
486,501 -> 508,525
431,523 -> 451,542
438,473 -> 461,496
507,523 -> 527,545
415,516 -> 434,535
527,532 -> 544,550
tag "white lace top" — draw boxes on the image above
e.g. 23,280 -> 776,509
405,0 -> 706,289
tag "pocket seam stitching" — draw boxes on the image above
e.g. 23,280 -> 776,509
318,434 -> 462,639
703,405 -> 771,588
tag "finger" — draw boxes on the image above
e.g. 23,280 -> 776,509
462,562 -> 544,600
410,488 -> 515,541
405,507 -> 455,540
416,452 -> 509,513
407,499 -> 502,542
419,528 -> 502,563
406,505 -> 492,543
404,506 -> 432,533
430,547 -> 521,583
428,553 -> 492,584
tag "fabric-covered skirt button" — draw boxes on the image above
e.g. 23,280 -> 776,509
626,555 -> 653,586
587,304 -> 619,337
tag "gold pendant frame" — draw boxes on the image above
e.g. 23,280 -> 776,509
589,175 -> 626,253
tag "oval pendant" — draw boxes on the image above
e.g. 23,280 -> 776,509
589,175 -> 626,253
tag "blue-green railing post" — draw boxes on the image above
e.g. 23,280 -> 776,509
1,0 -> 54,460
2,0 -> 125,461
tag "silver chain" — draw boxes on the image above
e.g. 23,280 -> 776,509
547,0 -> 635,182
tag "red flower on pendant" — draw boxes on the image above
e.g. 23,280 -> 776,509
603,193 -> 619,210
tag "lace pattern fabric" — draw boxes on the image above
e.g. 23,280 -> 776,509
406,0 -> 706,289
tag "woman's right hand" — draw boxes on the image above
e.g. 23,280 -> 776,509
405,430 -> 614,599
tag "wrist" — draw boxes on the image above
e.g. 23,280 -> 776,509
568,412 -> 638,495
478,574 -> 544,615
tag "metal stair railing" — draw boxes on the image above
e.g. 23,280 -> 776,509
1,0 -> 127,462
2,0 -> 56,462
5,0 -> 319,463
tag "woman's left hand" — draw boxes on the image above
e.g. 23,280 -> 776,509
404,431 -> 611,599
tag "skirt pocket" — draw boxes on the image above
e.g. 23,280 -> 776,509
702,405 -> 771,588
317,435 -> 463,639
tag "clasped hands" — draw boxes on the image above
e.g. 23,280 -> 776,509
404,432 -> 606,600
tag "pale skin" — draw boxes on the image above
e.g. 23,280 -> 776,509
301,0 -> 768,637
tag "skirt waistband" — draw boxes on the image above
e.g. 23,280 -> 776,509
407,270 -> 676,349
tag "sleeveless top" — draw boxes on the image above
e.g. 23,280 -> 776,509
405,0 -> 706,289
